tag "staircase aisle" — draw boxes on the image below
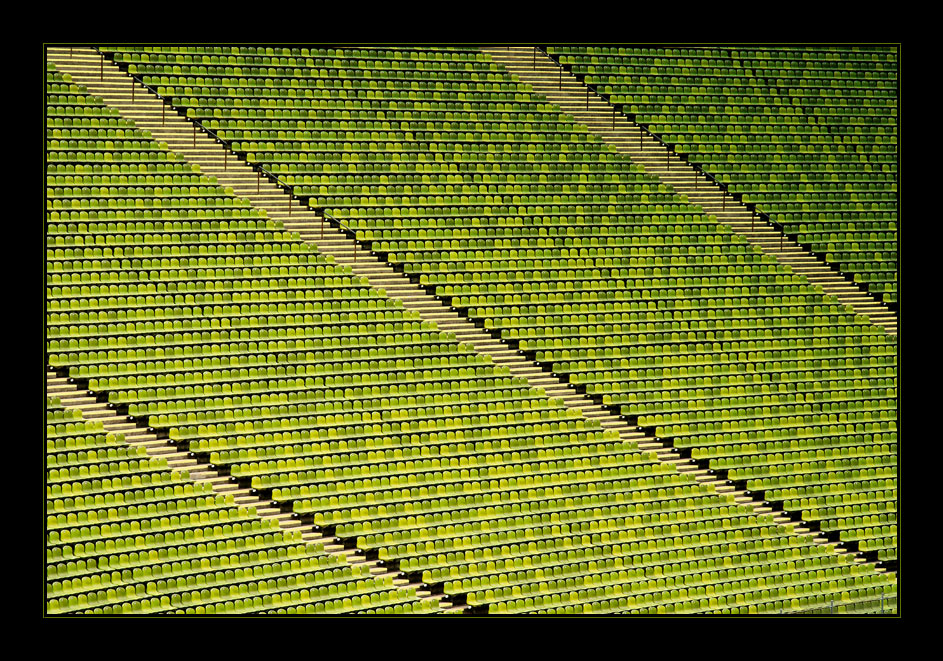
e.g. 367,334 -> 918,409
45,369 -> 453,613
483,46 -> 897,336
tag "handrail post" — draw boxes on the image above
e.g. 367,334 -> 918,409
131,78 -> 134,103
722,191 -> 726,211
257,170 -> 260,194
639,127 -> 642,150
162,102 -> 165,126
612,106 -> 615,130
321,213 -> 324,240
752,209 -> 755,231
780,227 -> 783,250
100,53 -> 103,81
586,86 -> 589,111
288,194 -> 291,217
193,123 -> 196,148
353,237 -> 357,263
558,66 -> 561,90
224,147 -> 227,170
533,47 -> 536,69
667,148 -> 670,171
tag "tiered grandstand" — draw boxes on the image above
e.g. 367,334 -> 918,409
545,46 -> 898,307
44,44 -> 898,616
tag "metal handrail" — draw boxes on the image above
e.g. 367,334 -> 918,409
92,46 -> 298,205
538,47 -> 679,161
321,210 -> 359,262
322,210 -> 354,234
537,45 -> 790,248
90,47 -> 370,260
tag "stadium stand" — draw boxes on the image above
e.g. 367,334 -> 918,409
544,46 -> 898,308
45,378 -> 440,615
487,47 -> 897,336
45,45 -> 898,615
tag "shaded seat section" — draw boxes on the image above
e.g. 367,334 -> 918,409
546,45 -> 898,306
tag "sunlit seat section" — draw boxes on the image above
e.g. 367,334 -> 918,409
45,396 -> 438,614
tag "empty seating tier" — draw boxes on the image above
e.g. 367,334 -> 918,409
95,46 -> 898,570
45,388 -> 437,614
47,49 -> 898,613
546,46 -> 898,306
